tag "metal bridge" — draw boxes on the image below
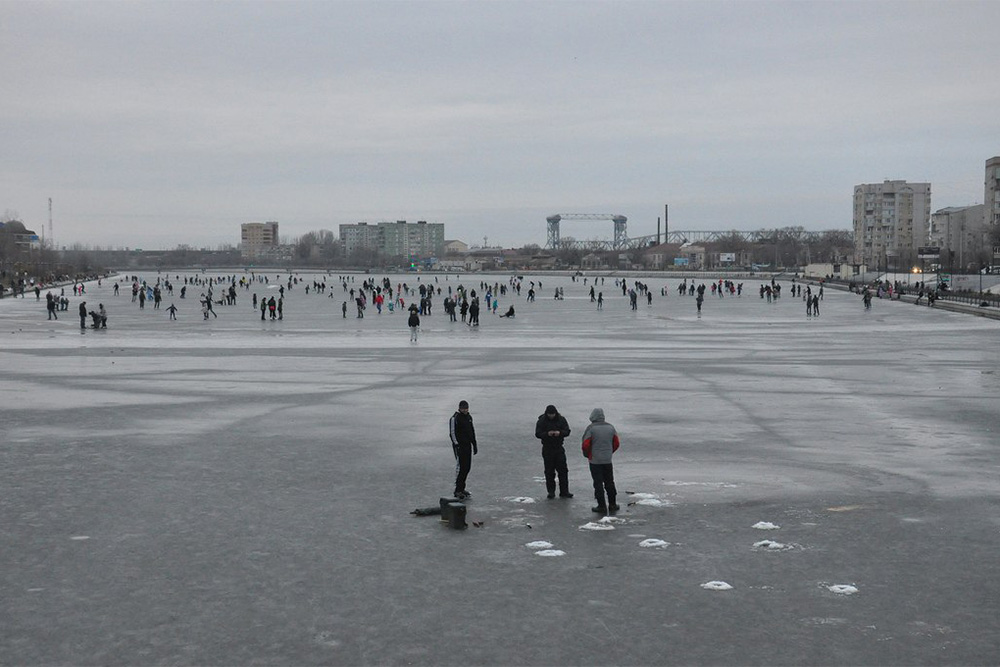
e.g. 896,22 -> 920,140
546,214 -> 628,250
545,216 -> 849,251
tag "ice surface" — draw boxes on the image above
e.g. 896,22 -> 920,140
3,271 -> 999,665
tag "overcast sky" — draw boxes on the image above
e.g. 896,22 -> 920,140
3,0 -> 998,250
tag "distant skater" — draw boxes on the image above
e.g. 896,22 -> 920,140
167,303 -> 178,320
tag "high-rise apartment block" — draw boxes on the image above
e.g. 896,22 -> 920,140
241,221 -> 280,259
853,180 -> 931,270
339,220 -> 444,259
985,156 -> 1000,228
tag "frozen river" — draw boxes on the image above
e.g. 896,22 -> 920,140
2,271 -> 999,665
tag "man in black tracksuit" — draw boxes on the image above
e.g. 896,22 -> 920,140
535,404 -> 573,499
449,400 -> 477,499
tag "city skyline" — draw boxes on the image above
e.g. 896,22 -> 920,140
3,1 -> 998,249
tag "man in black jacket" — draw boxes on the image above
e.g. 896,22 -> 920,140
535,404 -> 573,499
449,400 -> 478,499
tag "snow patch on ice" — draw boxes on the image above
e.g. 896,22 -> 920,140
827,584 -> 859,595
598,515 -> 627,524
630,492 -> 658,499
753,539 -> 794,551
535,549 -> 566,557
701,581 -> 733,591
665,481 -> 737,488
579,522 -> 615,531
525,541 -> 554,550
70,535 -> 91,541
636,498 -> 667,506
504,496 -> 536,504
638,538 -> 670,548
752,521 -> 780,530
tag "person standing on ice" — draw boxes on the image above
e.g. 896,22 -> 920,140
582,408 -> 620,514
535,405 -> 573,499
408,306 -> 420,342
468,298 -> 480,326
79,301 -> 87,329
449,400 -> 478,500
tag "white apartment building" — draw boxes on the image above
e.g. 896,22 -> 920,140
853,180 -> 931,270
339,220 -> 445,259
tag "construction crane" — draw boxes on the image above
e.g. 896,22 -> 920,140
546,213 -> 628,250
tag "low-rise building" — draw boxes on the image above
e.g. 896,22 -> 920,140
0,220 -> 41,249
443,239 -> 468,254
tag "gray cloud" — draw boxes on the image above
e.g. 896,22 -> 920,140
3,0 -> 998,248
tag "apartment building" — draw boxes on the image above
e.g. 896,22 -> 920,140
240,221 -> 279,259
853,180 -> 931,270
929,205 -> 987,271
339,220 -> 445,259
986,157 -> 1000,229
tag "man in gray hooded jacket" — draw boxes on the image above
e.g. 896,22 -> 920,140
581,407 -> 620,513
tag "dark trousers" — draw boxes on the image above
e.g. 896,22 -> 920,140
453,443 -> 472,495
589,463 -> 616,508
542,445 -> 569,495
